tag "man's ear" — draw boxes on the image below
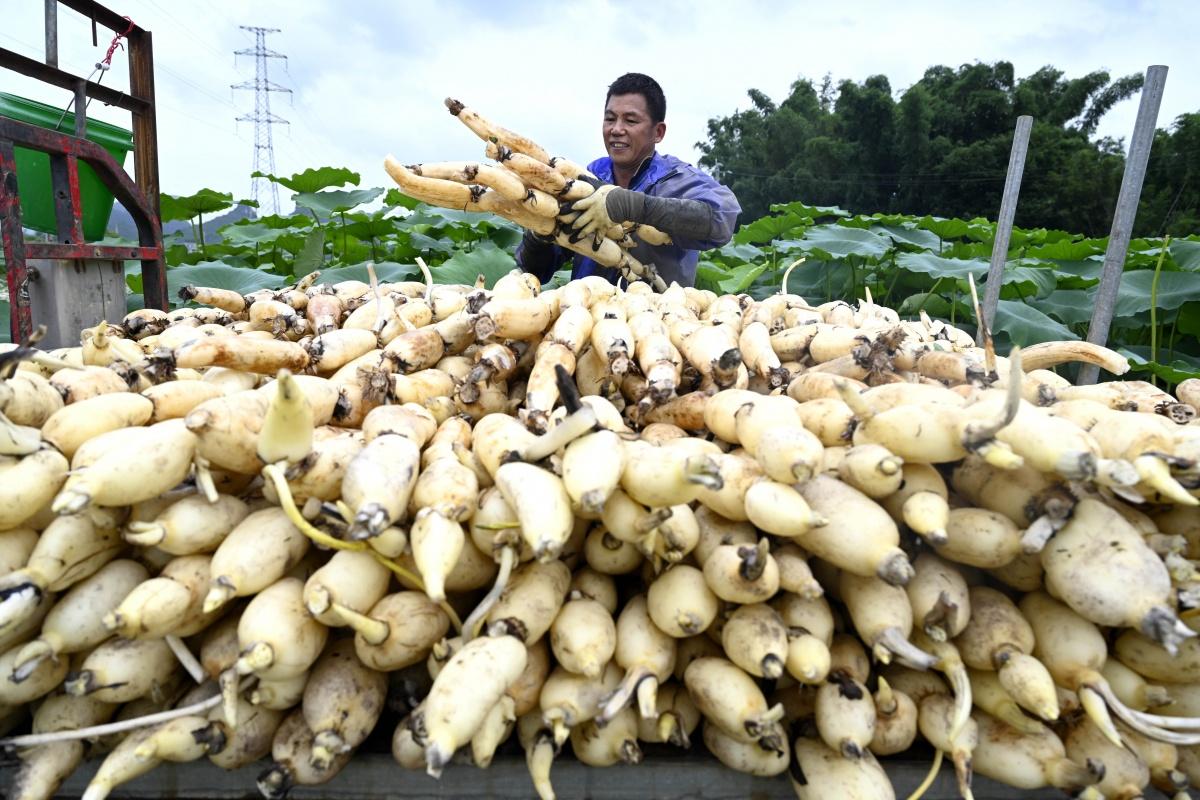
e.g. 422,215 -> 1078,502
654,121 -> 666,144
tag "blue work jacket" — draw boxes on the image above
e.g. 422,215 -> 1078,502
516,151 -> 740,288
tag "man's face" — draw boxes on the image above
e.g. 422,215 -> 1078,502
603,93 -> 666,173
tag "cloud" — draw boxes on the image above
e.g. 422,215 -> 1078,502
4,0 -> 1197,215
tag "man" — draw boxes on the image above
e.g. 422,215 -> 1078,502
516,73 -> 741,288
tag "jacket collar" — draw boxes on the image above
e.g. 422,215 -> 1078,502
589,151 -> 673,191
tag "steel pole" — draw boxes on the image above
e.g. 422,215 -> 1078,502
1078,65 -> 1168,385
43,0 -> 58,67
72,80 -> 86,137
980,115 -> 1033,342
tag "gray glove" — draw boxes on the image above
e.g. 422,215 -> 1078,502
570,187 -> 716,243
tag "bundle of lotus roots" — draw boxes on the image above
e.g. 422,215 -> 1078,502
383,97 -> 675,292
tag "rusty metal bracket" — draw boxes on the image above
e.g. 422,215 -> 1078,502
0,0 -> 165,342
0,118 -> 167,340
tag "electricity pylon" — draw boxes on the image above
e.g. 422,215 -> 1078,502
232,26 -> 290,215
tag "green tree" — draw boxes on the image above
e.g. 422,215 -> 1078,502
895,84 -> 933,209
698,62 -> 1160,234
1137,112 -> 1200,237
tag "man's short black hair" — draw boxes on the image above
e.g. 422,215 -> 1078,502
606,73 -> 666,125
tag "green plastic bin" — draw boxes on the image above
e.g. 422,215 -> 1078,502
0,92 -> 134,242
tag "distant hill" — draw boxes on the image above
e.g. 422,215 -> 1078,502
107,202 -> 257,243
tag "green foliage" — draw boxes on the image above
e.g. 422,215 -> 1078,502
294,228 -> 326,278
1170,239 -> 1200,272
894,252 -> 987,281
309,262 -> 419,285
433,242 -> 516,289
384,189 -> 422,209
695,202 -> 1200,383
166,262 -> 287,297
796,226 -> 891,261
699,62 -> 1198,238
294,188 -> 383,218
343,211 -> 400,243
713,263 -> 768,294
146,166 -> 518,294
1140,114 -> 1200,237
220,221 -> 303,247
993,300 -> 1080,346
1122,347 -> 1200,385
159,188 -> 236,223
252,167 -> 360,193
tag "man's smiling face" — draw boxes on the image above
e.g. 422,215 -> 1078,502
603,93 -> 666,175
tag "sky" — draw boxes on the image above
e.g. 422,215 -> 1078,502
3,0 -> 1198,217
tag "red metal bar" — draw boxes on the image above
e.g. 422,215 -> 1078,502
60,153 -> 85,244
0,141 -> 35,342
0,119 -> 164,244
47,150 -> 79,242
66,154 -> 83,243
26,243 -> 160,260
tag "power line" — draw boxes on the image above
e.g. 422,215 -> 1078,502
0,29 -> 40,54
139,0 -> 229,63
195,0 -> 227,22
158,62 -> 237,110
124,1 -> 252,118
157,98 -> 245,139
231,26 -> 290,214
276,127 -> 319,174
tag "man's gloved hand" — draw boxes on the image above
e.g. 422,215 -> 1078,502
567,186 -> 716,244
567,184 -> 631,239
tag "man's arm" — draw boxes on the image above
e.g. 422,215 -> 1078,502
612,178 -> 740,250
515,229 -> 567,285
